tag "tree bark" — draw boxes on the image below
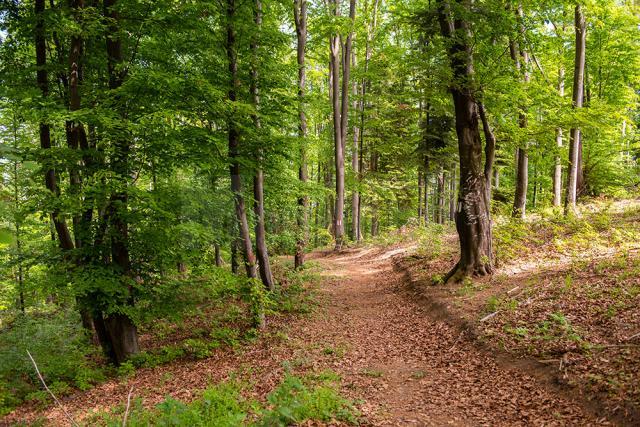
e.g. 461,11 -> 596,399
102,0 -> 139,365
510,6 -> 530,219
438,0 -> 493,281
553,67 -> 564,207
35,0 -> 74,251
351,50 -> 361,241
436,167 -> 445,224
214,243 -> 223,267
478,101 -> 495,202
294,0 -> 309,269
226,0 -> 258,278
565,4 -> 586,215
250,0 -> 274,290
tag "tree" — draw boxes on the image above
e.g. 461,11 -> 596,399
565,4 -> 586,215
294,0 -> 309,268
438,0 -> 493,281
226,0 -> 258,279
250,0 -> 275,290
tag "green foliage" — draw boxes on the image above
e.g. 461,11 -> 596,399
0,311 -> 105,414
93,372 -> 357,427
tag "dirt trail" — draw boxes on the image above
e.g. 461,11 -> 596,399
307,246 -> 605,426
6,245 -> 610,426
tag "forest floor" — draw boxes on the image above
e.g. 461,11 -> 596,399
6,200 -> 640,426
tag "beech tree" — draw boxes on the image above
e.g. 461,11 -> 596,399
565,4 -> 586,215
438,0 -> 493,281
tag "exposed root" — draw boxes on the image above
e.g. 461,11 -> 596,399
444,261 -> 493,284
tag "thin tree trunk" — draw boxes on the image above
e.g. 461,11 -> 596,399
437,167 -> 445,224
438,0 -> 493,281
351,51 -> 361,242
511,5 -> 530,219
226,0 -> 257,278
214,243 -> 223,267
449,166 -> 456,221
35,0 -> 74,251
294,0 -> 309,268
478,101 -> 495,202
329,8 -> 343,247
418,170 -> 424,220
250,0 -> 274,290
553,66 -> 564,207
565,4 -> 586,215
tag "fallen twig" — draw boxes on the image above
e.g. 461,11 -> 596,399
27,350 -> 78,427
625,331 -> 640,342
479,311 -> 499,322
123,385 -> 134,427
448,331 -> 465,352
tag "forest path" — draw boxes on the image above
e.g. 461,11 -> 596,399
308,245 -> 605,426
5,244 -> 611,426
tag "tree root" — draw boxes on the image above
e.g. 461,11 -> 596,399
444,261 -> 493,284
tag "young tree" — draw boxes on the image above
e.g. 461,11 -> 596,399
250,0 -> 274,290
294,0 -> 309,268
565,4 -> 586,215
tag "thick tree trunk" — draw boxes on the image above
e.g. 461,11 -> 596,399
226,0 -> 257,278
250,0 -> 274,290
294,0 -> 308,269
103,0 -> 139,364
565,5 -> 586,215
553,67 -> 565,207
438,0 -> 493,281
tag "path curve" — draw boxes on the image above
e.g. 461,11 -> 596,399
307,246 -> 605,426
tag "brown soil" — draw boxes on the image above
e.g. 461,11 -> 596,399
5,244 -> 612,426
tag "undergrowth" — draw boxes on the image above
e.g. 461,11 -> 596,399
86,370 -> 358,426
0,262 -> 318,416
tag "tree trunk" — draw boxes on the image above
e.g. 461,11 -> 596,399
103,0 -> 139,364
510,7 -> 530,219
449,166 -> 456,221
418,170 -> 424,220
214,243 -> 223,267
231,237 -> 239,274
438,0 -> 493,281
294,0 -> 308,269
226,0 -> 257,278
553,66 -> 565,207
35,0 -> 74,251
436,167 -> 445,224
565,4 -> 586,215
250,0 -> 274,290
351,51 -> 361,242
478,101 -> 495,202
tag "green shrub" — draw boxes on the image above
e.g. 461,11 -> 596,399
0,310 -> 105,414
258,374 -> 358,426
